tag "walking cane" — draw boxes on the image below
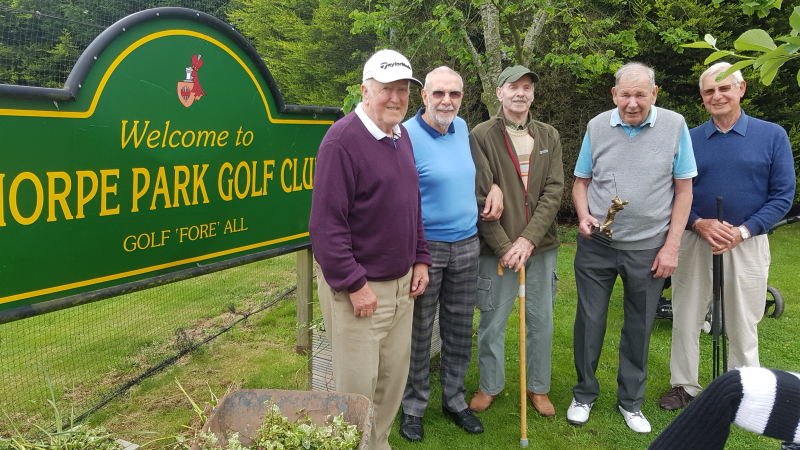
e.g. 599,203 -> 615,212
712,197 -> 728,378
498,262 -> 528,447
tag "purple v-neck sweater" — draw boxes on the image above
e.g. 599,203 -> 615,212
309,112 -> 431,293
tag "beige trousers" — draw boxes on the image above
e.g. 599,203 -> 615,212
669,231 -> 770,397
318,268 -> 414,450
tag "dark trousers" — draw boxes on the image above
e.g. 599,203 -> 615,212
402,235 -> 479,416
572,235 -> 663,411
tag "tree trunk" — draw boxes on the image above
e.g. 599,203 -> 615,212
479,1 -> 502,114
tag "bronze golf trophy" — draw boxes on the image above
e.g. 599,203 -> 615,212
591,175 -> 628,246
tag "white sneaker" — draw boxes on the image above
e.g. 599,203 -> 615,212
618,405 -> 651,434
566,398 -> 593,425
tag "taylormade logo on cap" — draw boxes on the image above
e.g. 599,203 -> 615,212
363,49 -> 422,87
380,61 -> 411,70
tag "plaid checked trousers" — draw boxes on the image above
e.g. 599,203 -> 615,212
402,234 -> 479,416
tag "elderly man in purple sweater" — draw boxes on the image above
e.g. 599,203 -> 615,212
659,62 -> 796,412
309,49 -> 431,450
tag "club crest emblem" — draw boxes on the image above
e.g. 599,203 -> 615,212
177,54 -> 206,107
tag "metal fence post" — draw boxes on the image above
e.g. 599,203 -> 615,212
296,248 -> 314,357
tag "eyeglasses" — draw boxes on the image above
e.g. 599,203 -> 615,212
701,84 -> 735,97
430,90 -> 463,100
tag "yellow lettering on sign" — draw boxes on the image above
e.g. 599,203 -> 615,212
146,130 -> 161,148
181,131 -> 195,147
263,160 -> 275,195
224,217 -> 248,234
100,169 -> 120,216
76,170 -> 98,219
303,157 -> 314,190
177,222 -> 218,243
161,121 -> 170,147
169,130 -> 181,148
131,168 -> 150,213
217,130 -> 228,147
250,161 -> 263,197
218,163 -> 233,201
281,158 -> 293,193
150,167 -> 171,210
173,165 -> 191,207
292,158 -> 302,192
9,172 -> 43,225
0,174 -> 5,227
197,130 -> 216,147
47,171 -> 73,222
121,120 -> 150,149
234,161 -> 250,200
192,164 -> 209,205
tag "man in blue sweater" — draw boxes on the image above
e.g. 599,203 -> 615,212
399,66 -> 503,441
659,62 -> 796,411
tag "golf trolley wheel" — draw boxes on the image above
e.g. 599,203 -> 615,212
764,286 -> 784,319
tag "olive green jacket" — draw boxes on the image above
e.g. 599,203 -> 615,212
470,111 -> 564,257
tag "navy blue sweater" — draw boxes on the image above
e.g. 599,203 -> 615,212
688,111 -> 795,236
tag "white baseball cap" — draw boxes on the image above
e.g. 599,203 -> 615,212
362,49 -> 422,87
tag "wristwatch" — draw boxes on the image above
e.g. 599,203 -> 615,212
738,226 -> 750,240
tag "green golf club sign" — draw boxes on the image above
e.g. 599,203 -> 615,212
0,8 -> 339,313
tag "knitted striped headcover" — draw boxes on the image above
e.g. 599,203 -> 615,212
735,367 -> 800,441
649,367 -> 800,450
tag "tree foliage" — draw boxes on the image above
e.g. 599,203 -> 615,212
228,0 -> 377,107
683,6 -> 800,87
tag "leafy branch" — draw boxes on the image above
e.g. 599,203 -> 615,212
682,5 -> 800,86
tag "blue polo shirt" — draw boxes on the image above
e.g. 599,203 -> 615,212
404,108 -> 478,242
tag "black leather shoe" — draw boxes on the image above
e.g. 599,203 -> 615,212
442,407 -> 484,434
399,413 -> 424,442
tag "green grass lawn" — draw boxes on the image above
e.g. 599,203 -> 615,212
2,224 -> 797,449
0,255 -> 298,432
386,224 -> 800,450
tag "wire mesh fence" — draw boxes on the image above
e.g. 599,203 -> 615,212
0,1 -> 234,88
0,253 -> 299,434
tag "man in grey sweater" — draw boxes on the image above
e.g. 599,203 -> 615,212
568,62 -> 696,433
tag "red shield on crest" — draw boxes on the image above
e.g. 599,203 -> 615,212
177,81 -> 195,107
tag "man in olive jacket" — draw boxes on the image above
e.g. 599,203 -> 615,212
468,65 -> 564,416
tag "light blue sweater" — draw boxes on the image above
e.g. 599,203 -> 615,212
404,109 -> 478,242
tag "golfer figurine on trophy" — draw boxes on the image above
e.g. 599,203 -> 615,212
591,175 -> 628,246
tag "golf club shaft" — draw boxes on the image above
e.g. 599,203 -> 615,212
717,197 -> 727,373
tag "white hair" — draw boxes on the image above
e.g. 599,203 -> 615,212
615,62 -> 655,91
423,66 -> 464,91
699,62 -> 744,90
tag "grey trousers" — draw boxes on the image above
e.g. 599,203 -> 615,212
402,235 -> 479,416
572,235 -> 663,412
476,248 -> 558,395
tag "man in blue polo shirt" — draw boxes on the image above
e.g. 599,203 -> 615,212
659,62 -> 795,412
398,66 -> 503,442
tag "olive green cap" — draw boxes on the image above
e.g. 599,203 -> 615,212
496,65 -> 539,87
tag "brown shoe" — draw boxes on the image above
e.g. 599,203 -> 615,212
469,390 -> 496,412
659,386 -> 695,411
526,390 -> 555,417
